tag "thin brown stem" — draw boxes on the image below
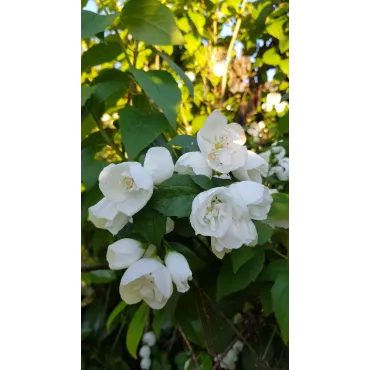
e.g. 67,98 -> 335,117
220,0 -> 248,99
178,327 -> 200,370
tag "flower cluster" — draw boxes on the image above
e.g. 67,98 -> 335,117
139,331 -> 156,370
260,141 -> 289,182
87,110 -> 286,309
214,340 -> 244,370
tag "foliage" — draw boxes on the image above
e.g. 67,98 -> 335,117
81,0 -> 289,369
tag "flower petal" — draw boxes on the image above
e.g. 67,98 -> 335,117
121,258 -> 162,286
144,147 -> 174,185
119,283 -> 142,304
152,264 -> 173,298
116,190 -> 152,216
130,163 -> 154,190
228,122 -> 246,145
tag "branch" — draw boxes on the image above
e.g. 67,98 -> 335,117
220,0 -> 248,99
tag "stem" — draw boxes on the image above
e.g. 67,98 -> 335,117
220,0 -> 248,99
178,327 -> 200,370
97,0 -> 133,68
92,113 -> 124,160
262,326 -> 276,361
272,249 -> 288,259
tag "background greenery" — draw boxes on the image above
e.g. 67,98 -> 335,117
81,0 -> 289,368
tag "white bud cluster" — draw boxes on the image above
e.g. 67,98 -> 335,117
214,340 -> 244,370
139,332 -> 157,369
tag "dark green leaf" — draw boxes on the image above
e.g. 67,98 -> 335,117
81,11 -> 118,39
260,259 -> 288,281
131,68 -> 181,129
81,147 -> 107,190
126,302 -> 149,359
81,114 -> 96,139
121,0 -> 184,45
281,93 -> 289,102
151,174 -> 202,217
269,193 -> 289,220
81,129 -> 116,149
81,42 -> 122,72
217,250 -> 265,301
230,247 -> 257,273
155,49 -> 194,97
255,221 -> 274,245
174,218 -> 195,238
260,284 -> 273,316
133,208 -> 167,247
190,175 -> 212,190
271,273 -> 289,344
82,270 -> 116,284
278,112 -> 289,133
153,308 -> 167,338
169,242 -> 206,271
167,135 -> 199,150
119,106 -> 169,160
106,301 -> 127,331
81,85 -> 92,106
211,177 -> 234,187
199,352 -> 212,370
81,327 -> 92,341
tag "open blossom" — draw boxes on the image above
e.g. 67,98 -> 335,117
143,147 -> 174,185
119,258 -> 173,309
190,187 -> 233,238
206,181 -> 272,258
174,151 -> 213,179
88,197 -> 130,235
197,110 -> 247,173
165,251 -> 192,293
99,162 -> 153,217
106,238 -> 145,270
232,150 -> 268,183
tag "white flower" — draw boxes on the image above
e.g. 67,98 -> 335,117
271,157 -> 289,181
120,259 -> 173,309
143,147 -> 174,185
213,61 -> 225,77
227,181 -> 273,221
259,150 -> 271,165
142,331 -> 156,347
232,150 -> 269,183
165,218 -> 175,234
174,152 -> 213,179
139,345 -> 151,358
99,162 -> 153,217
140,357 -> 151,370
190,187 -> 233,238
185,71 -> 196,81
263,92 -> 287,113
88,197 -> 130,235
226,349 -> 238,362
197,110 -> 247,173
165,251 -> 192,293
271,145 -> 286,161
106,238 -> 145,270
232,340 -> 244,353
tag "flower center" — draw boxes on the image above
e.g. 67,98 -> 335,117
205,196 -> 225,231
208,151 -> 217,160
120,171 -> 137,191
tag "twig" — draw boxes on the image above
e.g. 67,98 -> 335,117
262,326 -> 276,361
220,0 -> 248,99
178,326 -> 200,370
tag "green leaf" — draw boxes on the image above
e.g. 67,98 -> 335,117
153,308 -> 167,338
121,0 -> 184,45
133,208 -> 167,247
81,129 -> 116,149
91,69 -> 130,110
260,259 -> 288,281
177,17 -> 190,33
211,177 -> 234,187
81,147 -> 107,190
188,10 -> 206,35
81,327 -> 92,341
81,85 -> 92,106
155,49 -> 194,97
281,93 -> 289,102
280,58 -> 289,76
268,193 -> 289,220
106,301 -> 127,331
167,135 -> 199,151
260,284 -> 273,317
151,174 -> 202,217
262,47 -> 281,66
190,175 -> 213,190
191,116 -> 206,133
278,112 -> 289,133
81,114 -> 96,140
81,42 -> 122,72
82,270 -> 116,284
169,242 -> 206,271
131,68 -> 181,129
199,352 -> 212,370
230,247 -> 257,273
279,37 -> 289,53
266,16 -> 288,41
126,302 -> 149,359
271,273 -> 289,344
184,34 -> 202,54
81,11 -> 118,39
119,106 -> 169,160
217,250 -> 265,301
255,221 -> 274,245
